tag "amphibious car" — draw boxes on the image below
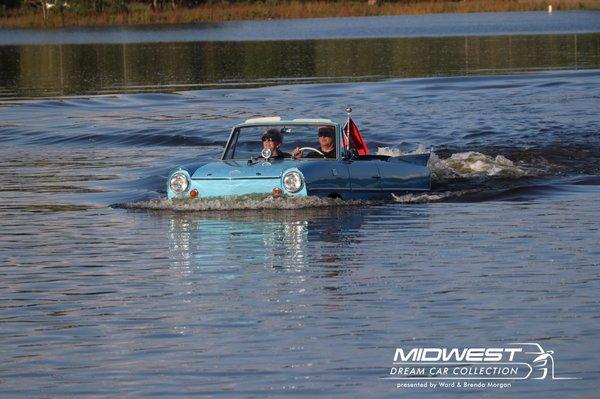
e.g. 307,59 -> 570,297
167,117 -> 430,200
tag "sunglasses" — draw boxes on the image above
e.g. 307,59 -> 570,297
318,133 -> 334,138
262,136 -> 278,142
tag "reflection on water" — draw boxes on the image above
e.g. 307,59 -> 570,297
166,208 -> 370,275
1,34 -> 598,98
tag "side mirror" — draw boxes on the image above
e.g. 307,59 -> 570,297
261,148 -> 272,160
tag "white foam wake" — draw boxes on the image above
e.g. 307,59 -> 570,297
121,194 -> 368,212
376,144 -> 428,156
378,146 -> 532,181
429,151 -> 533,181
391,190 -> 478,204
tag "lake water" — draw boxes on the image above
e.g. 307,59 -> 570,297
1,11 -> 599,397
1,33 -> 599,99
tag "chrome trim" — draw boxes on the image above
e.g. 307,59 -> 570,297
193,176 -> 280,181
221,126 -> 238,161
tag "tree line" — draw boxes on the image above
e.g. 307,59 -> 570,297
1,0 -> 414,15
2,1 -> 220,13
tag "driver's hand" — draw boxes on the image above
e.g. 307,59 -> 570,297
292,147 -> 302,157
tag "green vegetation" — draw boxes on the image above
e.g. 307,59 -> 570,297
1,0 -> 599,29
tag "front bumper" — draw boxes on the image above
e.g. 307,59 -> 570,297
167,170 -> 308,200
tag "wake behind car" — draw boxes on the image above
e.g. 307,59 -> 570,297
167,116 -> 431,201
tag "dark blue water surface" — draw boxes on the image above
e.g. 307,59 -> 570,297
1,11 -> 600,398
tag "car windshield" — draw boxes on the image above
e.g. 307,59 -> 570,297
224,124 -> 337,160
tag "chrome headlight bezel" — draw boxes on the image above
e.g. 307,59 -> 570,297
169,172 -> 189,194
283,171 -> 303,193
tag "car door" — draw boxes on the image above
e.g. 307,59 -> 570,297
346,159 -> 381,194
299,160 -> 351,196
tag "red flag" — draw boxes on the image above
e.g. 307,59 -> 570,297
342,118 -> 369,155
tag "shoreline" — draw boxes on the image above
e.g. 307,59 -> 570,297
1,0 -> 599,30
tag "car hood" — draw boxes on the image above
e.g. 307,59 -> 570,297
191,160 -> 298,180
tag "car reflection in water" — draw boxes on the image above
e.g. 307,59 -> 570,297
165,207 -> 368,280
153,204 -> 433,338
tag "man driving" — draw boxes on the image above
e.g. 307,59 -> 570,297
292,126 -> 336,159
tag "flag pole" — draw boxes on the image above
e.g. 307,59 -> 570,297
345,106 -> 352,150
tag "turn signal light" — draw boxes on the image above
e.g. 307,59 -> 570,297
190,189 -> 199,198
272,187 -> 282,197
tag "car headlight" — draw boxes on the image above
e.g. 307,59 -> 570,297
283,171 -> 303,193
170,172 -> 189,194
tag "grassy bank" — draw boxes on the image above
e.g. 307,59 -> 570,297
1,0 -> 599,29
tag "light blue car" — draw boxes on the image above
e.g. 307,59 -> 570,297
167,117 -> 430,200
